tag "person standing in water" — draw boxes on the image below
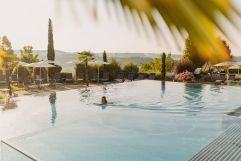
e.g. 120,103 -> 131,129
101,96 -> 108,104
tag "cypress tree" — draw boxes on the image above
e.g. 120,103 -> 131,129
161,52 -> 166,82
103,50 -> 107,62
47,18 -> 55,61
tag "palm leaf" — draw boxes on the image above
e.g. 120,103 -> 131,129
59,0 -> 241,63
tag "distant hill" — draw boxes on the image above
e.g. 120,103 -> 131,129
15,50 -> 182,72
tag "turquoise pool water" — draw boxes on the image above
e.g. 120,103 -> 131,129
2,80 -> 241,161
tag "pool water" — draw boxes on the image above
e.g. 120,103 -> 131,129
3,80 -> 241,161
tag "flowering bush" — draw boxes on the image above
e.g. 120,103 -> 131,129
177,71 -> 196,82
175,59 -> 194,74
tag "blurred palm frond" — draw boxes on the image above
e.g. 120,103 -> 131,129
114,0 -> 241,63
59,0 -> 241,63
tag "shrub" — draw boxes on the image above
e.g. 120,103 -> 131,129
48,64 -> 62,79
177,71 -> 196,82
12,65 -> 31,83
175,59 -> 194,74
141,53 -> 174,74
75,58 -> 122,81
101,58 -> 121,80
123,61 -> 139,75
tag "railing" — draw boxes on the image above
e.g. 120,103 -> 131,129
1,140 -> 43,161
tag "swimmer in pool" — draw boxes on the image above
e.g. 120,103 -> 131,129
101,96 -> 108,104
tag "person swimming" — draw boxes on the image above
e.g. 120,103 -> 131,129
101,96 -> 108,104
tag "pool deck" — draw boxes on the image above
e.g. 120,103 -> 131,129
189,119 -> 241,161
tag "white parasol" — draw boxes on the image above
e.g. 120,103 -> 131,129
26,61 -> 55,83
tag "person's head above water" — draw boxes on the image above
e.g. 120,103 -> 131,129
101,96 -> 107,104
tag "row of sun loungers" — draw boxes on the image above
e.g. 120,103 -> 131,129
215,73 -> 241,84
0,72 -> 157,89
0,75 -> 18,84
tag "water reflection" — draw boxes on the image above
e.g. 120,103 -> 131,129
103,85 -> 107,94
161,81 -> 165,97
49,92 -> 57,125
79,87 -> 91,102
184,83 -> 204,114
209,85 -> 223,94
2,96 -> 18,111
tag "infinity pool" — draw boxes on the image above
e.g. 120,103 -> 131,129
2,80 -> 241,161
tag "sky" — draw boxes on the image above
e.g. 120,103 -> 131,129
0,0 -> 241,55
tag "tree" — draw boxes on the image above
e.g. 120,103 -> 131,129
175,59 -> 194,74
0,36 -> 17,96
12,65 -> 31,83
78,51 -> 94,86
102,50 -> 108,62
161,53 -> 166,81
141,53 -> 174,74
47,18 -> 55,61
20,46 -> 39,63
0,36 -> 14,55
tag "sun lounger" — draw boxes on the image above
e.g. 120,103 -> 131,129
138,73 -> 145,80
77,73 -> 85,81
0,75 -> 6,84
115,73 -> 125,82
215,73 -> 226,84
228,74 -> 235,81
65,73 -> 73,82
54,73 -> 61,82
48,79 -> 56,86
23,82 -> 35,89
101,72 -> 109,82
148,73 -> 156,80
90,73 -> 98,82
35,79 -> 43,89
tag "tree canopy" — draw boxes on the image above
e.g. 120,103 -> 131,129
20,46 -> 39,63
123,60 -> 139,74
103,50 -> 108,62
78,51 -> 94,62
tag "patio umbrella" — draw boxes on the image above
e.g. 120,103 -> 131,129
213,61 -> 241,67
229,65 -> 241,74
26,61 -> 55,83
18,61 -> 29,66
89,60 -> 110,83
213,61 -> 241,79
46,60 -> 55,64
